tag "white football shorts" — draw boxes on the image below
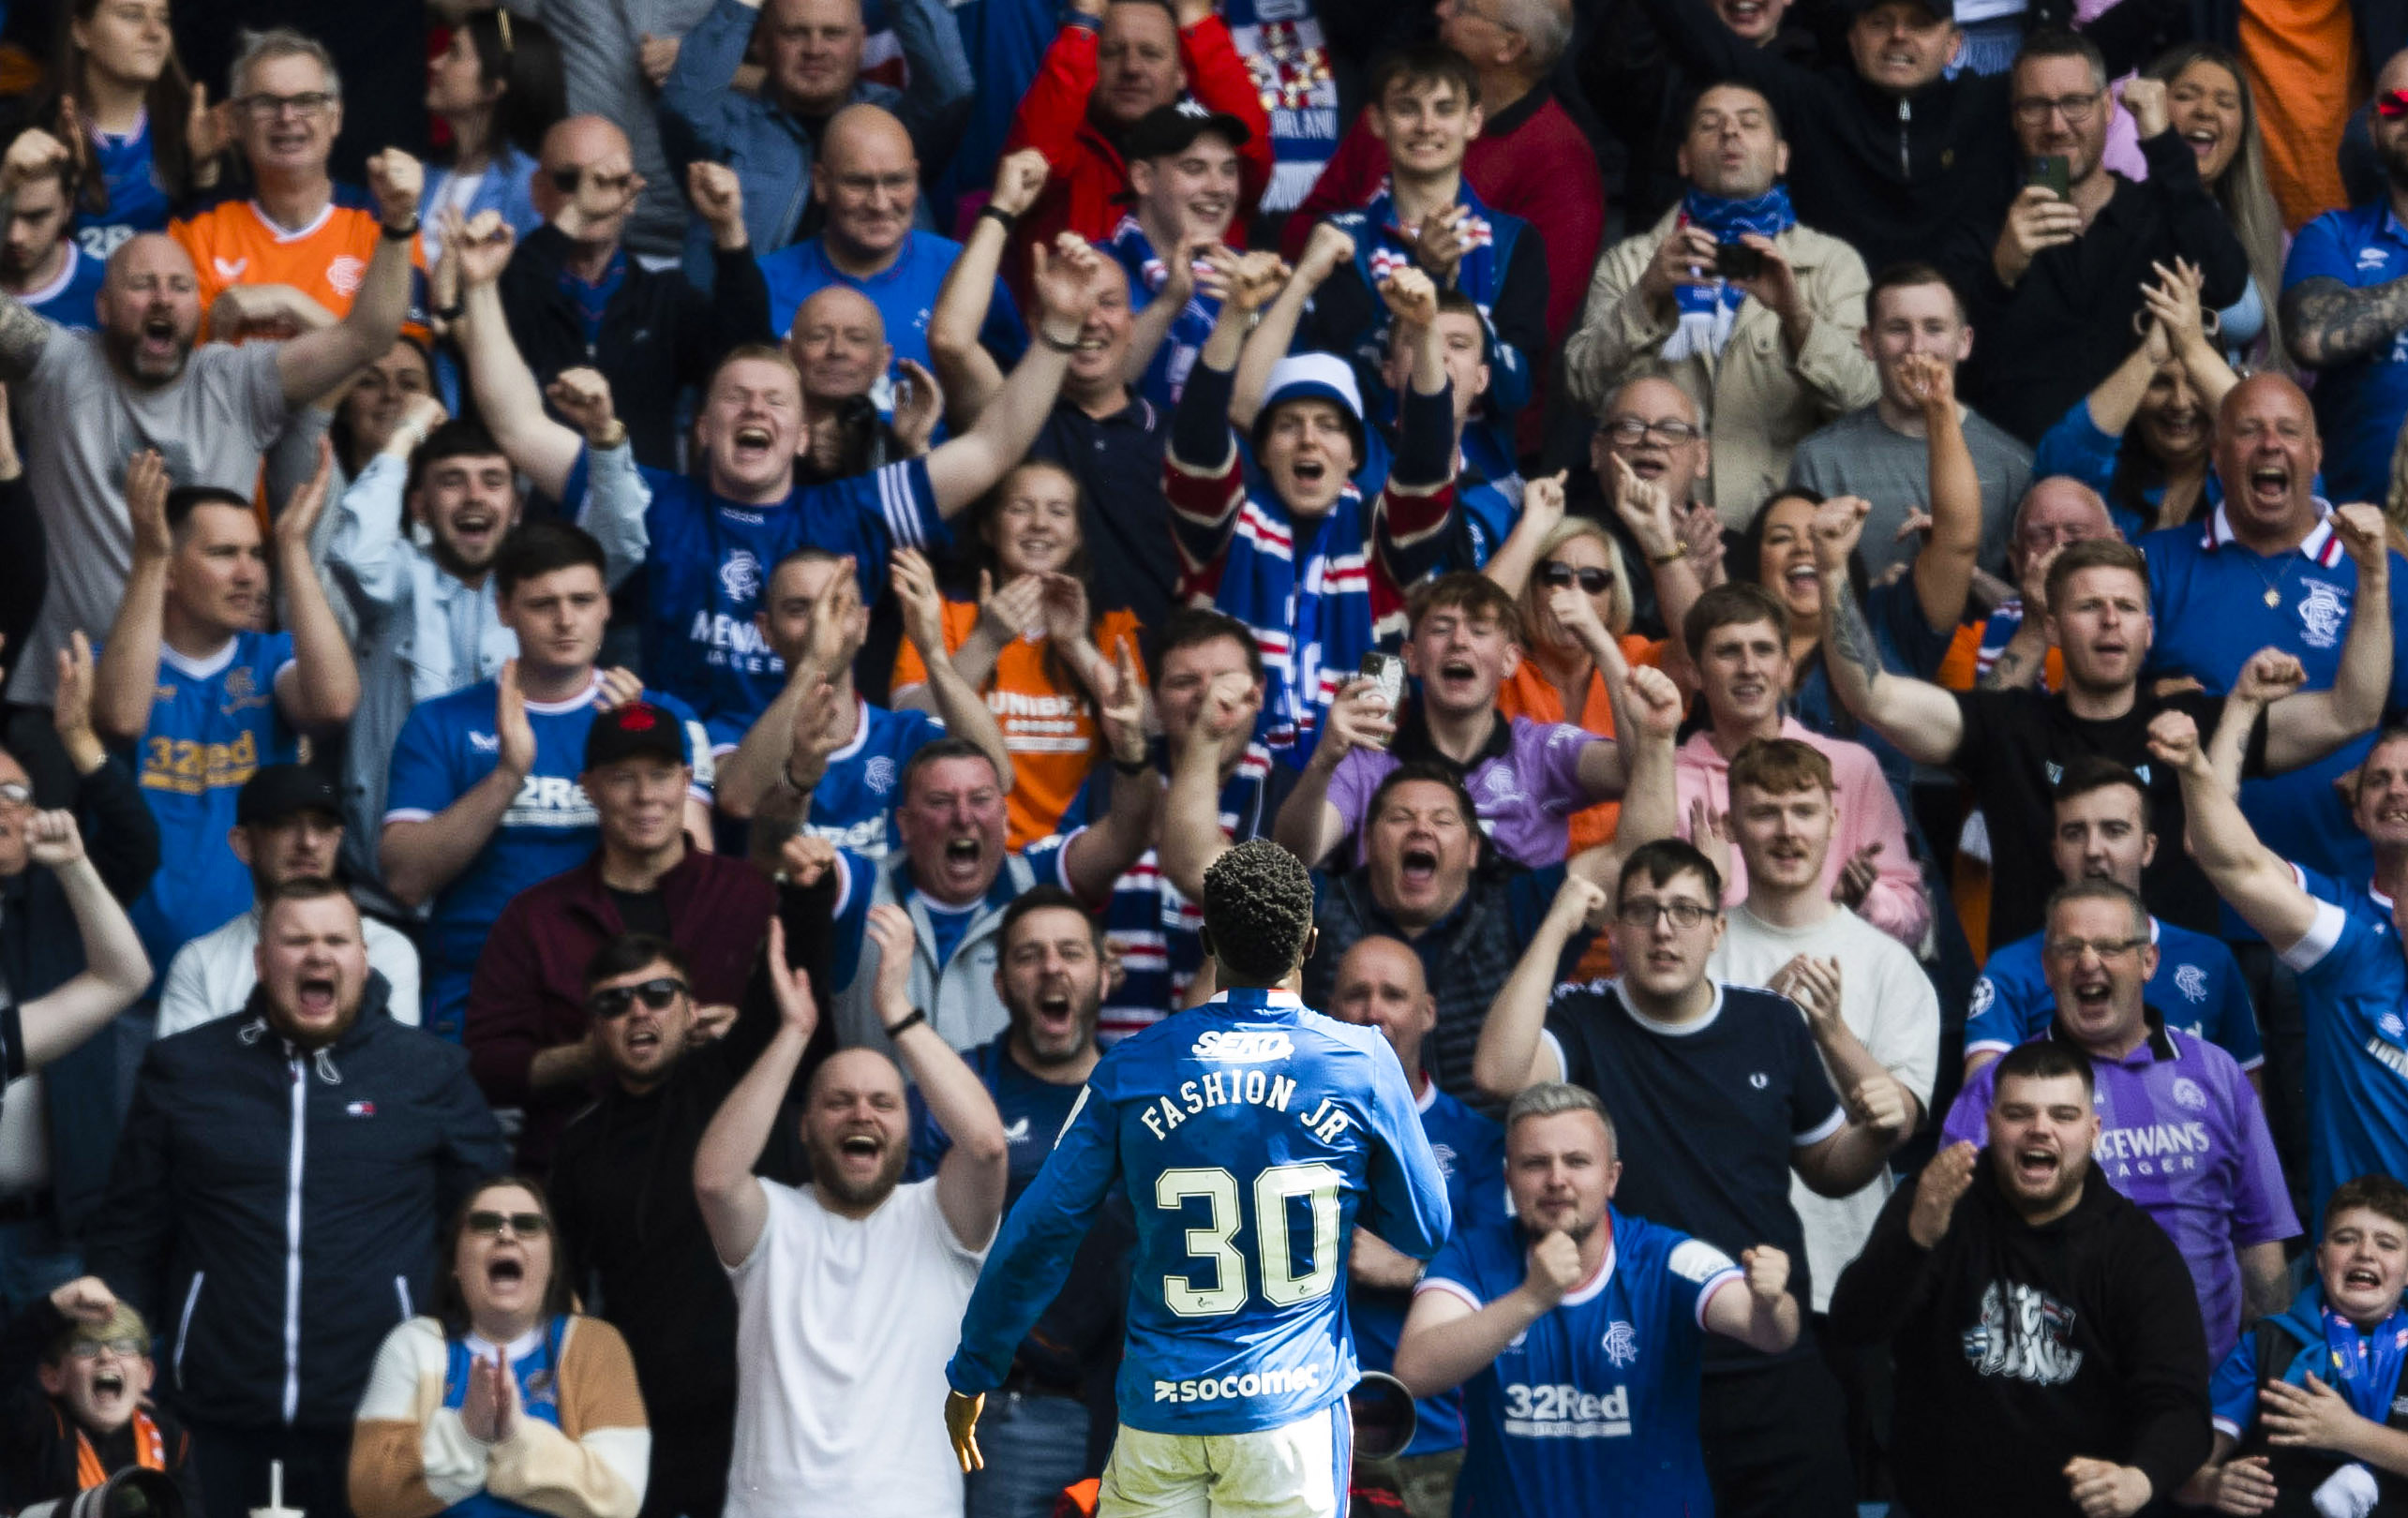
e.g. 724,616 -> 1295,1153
1097,1401 -> 1352,1518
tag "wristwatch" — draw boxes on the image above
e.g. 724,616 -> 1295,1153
1649,542 -> 1689,566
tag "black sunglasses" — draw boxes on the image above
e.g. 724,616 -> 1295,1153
1538,560 -> 1613,595
588,976 -> 687,1020
465,1210 -> 548,1238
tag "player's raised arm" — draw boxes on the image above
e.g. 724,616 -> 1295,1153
694,918 -> 818,1267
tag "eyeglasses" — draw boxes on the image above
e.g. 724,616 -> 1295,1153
2043,935 -> 2147,961
2012,90 -> 2102,126
1538,561 -> 1614,595
587,976 -> 686,1020
0,782 -> 29,810
67,1338 -> 144,1361
547,166 -> 637,197
2379,89 -> 2408,120
1602,416 -> 1701,446
237,91 -> 335,120
1614,897 -> 1717,930
464,1210 -> 548,1238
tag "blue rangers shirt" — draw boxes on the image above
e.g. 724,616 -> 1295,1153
72,114 -> 172,263
1419,1206 -> 1742,1517
125,631 -> 299,985
948,986 -> 1451,1434
802,699 -> 945,859
1967,916 -> 2263,1070
1349,1080 -> 1506,1458
624,456 -> 949,751
2278,888 -> 2408,1223
2295,863 -> 2395,930
20,241 -> 104,332
2281,203 -> 2408,505
384,674 -> 712,1039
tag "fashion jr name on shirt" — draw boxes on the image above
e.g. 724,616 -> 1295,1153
1134,1032 -> 1350,1143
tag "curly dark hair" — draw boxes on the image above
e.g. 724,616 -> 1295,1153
1202,839 -> 1317,987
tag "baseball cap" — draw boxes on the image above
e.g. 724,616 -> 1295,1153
1251,352 -> 1368,464
1845,0 -> 1952,21
584,701 -> 692,770
1124,99 -> 1253,163
236,765 -> 342,828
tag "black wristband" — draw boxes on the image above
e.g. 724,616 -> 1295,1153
435,301 -> 465,322
1112,752 -> 1150,776
884,1008 -> 928,1040
381,215 -> 420,243
978,202 -> 1019,234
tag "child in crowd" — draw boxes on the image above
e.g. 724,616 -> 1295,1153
0,1277 -> 202,1512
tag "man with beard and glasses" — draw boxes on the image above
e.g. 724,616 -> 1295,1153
1473,841 -> 1907,1518
325,381 -> 648,915
1333,936 -> 1506,1518
1394,1083 -> 1800,1518
87,878 -> 506,1518
0,144 -> 423,713
2281,49 -> 2408,507
155,765 -> 420,1037
468,701 -> 776,1172
1941,877 -> 2295,1368
547,866 -> 835,1518
919,886 -> 1137,1518
698,903 -> 1009,1518
90,447 -> 358,1005
0,128 -> 103,332
1829,1042 -> 2211,1518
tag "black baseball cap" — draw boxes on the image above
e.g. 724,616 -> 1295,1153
1124,99 -> 1253,163
583,701 -> 692,770
236,765 -> 342,827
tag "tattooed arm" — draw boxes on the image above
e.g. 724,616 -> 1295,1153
0,292 -> 52,385
1978,618 -> 2050,692
1810,498 -> 1967,766
2281,275 -> 2408,369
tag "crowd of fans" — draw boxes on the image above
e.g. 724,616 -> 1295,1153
0,0 -> 2401,1513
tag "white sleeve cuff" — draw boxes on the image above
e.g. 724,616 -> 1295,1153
2280,900 -> 2349,975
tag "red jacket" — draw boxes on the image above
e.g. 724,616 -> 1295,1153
1284,84 -> 1606,345
465,847 -> 777,1172
1002,15 -> 1272,299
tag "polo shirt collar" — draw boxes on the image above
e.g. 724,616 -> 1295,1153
2045,1002 -> 2177,1064
1389,698 -> 1511,772
2200,499 -> 2343,568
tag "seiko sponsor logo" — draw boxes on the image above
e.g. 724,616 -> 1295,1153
1153,1363 -> 1321,1403
1192,1031 -> 1294,1062
1964,1281 -> 2084,1386
1502,1381 -> 1631,1437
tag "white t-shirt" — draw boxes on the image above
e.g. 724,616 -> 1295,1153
725,1176 -> 987,1518
1710,902 -> 1939,1312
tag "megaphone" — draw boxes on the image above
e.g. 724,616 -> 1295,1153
17,1467 -> 185,1518
1347,1370 -> 1418,1463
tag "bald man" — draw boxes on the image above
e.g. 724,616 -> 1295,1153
757,104 -> 1025,388
786,285 -> 912,481
495,113 -> 774,471
1331,934 -> 1506,1517
0,149 -> 421,708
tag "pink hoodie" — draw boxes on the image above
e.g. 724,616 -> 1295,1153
1674,717 -> 1932,950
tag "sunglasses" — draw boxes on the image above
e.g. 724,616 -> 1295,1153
547,166 -> 636,196
465,1211 -> 548,1238
67,1338 -> 144,1361
2380,89 -> 2408,119
1538,560 -> 1613,595
587,976 -> 686,1020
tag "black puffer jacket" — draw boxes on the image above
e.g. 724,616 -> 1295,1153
83,977 -> 507,1431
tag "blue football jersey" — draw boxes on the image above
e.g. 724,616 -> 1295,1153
126,632 -> 300,984
72,116 -> 171,263
1967,917 -> 2263,1068
1423,1208 -> 1740,1517
949,987 -> 1452,1435
802,700 -> 944,859
1349,1083 -> 1507,1457
2281,893 -> 2408,1223
384,675 -> 712,1038
2294,862 -> 2394,929
632,458 -> 948,750
22,241 -> 104,333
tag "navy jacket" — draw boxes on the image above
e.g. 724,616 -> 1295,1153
84,977 -> 506,1431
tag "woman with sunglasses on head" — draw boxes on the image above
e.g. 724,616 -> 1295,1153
419,11 -> 564,264
889,460 -> 1147,850
33,0 -> 225,265
351,1177 -> 650,1518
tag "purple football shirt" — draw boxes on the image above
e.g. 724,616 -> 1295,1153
1944,1020 -> 2299,1362
1327,715 -> 1601,868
